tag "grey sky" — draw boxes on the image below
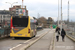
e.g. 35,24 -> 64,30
0,0 -> 75,21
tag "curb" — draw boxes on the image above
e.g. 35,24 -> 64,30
20,31 -> 50,50
66,34 -> 75,42
0,36 -> 10,40
53,33 -> 55,50
0,29 -> 43,40
49,32 -> 55,50
9,31 -> 49,50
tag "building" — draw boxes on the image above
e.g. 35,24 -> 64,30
9,5 -> 28,16
9,5 -> 21,15
0,10 -> 11,26
47,17 -> 53,24
46,17 -> 53,27
37,17 -> 53,28
0,5 -> 28,27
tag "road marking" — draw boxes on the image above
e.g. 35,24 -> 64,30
36,32 -> 47,36
10,44 -> 22,50
9,40 -> 31,50
49,30 -> 55,50
24,40 -> 30,43
9,31 -> 47,50
21,31 -> 50,50
9,29 -> 51,50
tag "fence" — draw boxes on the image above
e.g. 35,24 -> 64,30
0,28 -> 10,37
63,23 -> 75,39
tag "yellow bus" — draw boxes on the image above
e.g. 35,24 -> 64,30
10,16 -> 37,38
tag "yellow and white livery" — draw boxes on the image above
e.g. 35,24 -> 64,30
10,16 -> 37,38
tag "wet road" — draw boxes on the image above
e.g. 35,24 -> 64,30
0,29 -> 49,50
26,29 -> 54,50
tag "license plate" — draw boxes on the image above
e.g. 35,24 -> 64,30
18,34 -> 22,35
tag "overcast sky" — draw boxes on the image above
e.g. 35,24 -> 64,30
0,0 -> 75,21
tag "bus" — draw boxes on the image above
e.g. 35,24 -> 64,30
10,16 -> 37,38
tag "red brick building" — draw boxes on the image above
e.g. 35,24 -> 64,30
9,5 -> 28,16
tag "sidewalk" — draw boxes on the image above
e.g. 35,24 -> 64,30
54,35 -> 75,50
0,35 -> 9,39
26,29 -> 54,50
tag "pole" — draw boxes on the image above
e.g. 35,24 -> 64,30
22,0 -> 23,15
6,2 -> 18,16
61,0 -> 62,30
2,15 -> 3,27
74,23 -> 75,36
68,0 -> 69,22
68,0 -> 69,28
22,0 -> 23,8
38,13 -> 40,19
11,4 -> 12,16
58,0 -> 59,26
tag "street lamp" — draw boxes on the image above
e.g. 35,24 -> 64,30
61,0 -> 62,31
67,0 -> 69,28
5,2 -> 18,15
6,2 -> 18,8
68,0 -> 69,23
58,0 -> 59,26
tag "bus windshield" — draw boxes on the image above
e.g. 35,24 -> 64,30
12,17 -> 28,27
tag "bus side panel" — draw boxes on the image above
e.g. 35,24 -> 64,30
30,17 -> 37,37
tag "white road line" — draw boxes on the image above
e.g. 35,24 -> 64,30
21,31 -> 50,50
9,30 -> 50,50
37,32 -> 47,36
10,44 -> 22,50
9,40 -> 30,50
9,32 -> 45,50
24,40 -> 30,43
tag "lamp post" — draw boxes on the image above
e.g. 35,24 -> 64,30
58,0 -> 59,26
68,0 -> 69,22
67,0 -> 69,28
5,2 -> 18,16
61,0 -> 62,31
